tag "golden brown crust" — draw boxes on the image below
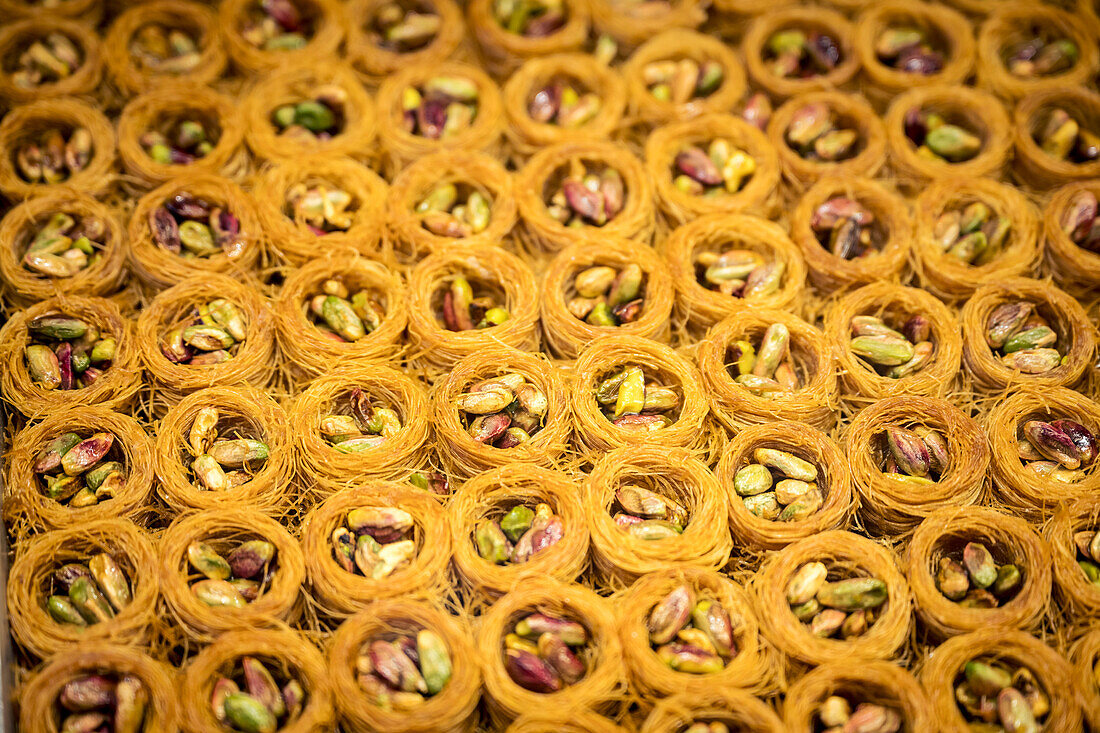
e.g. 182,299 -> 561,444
743,8 -> 860,100
241,61 -> 377,163
104,0 -> 226,95
127,172 -> 265,289
301,482 -> 454,616
663,215 -> 807,330
716,421 -> 854,550
117,83 -> 247,186
987,387 -> 1100,517
622,30 -> 747,125
698,308 -> 839,432
539,237 -> 674,359
0,98 -> 115,200
753,530 -> 912,667
179,628 -> 334,733
375,60 -> 504,172
639,687 -> 787,732
502,54 -> 627,157
0,296 -> 140,418
570,335 -> 715,456
158,507 -> 305,641
218,0 -> 346,74
977,4 -> 1099,102
135,274 -> 276,403
406,247 -> 541,367
0,17 -> 103,104
905,506 -> 1053,638
386,151 -> 517,258
855,1 -> 976,104
768,92 -> 887,190
345,0 -> 465,83
18,644 -> 179,733
1013,85 -> 1100,189
448,464 -> 588,601
4,407 -> 155,533
781,661 -> 936,732
885,84 -> 1012,183
645,114 -> 781,224
328,599 -> 482,733
0,191 -> 126,305
845,396 -> 989,534
616,566 -> 772,700
911,177 -> 1042,301
153,384 -> 293,514
477,578 -> 625,726
919,629 -> 1082,733
1042,181 -> 1100,296
789,177 -> 912,292
252,154 -> 388,266
590,0 -> 707,51
1046,501 -> 1100,619
274,252 -> 408,378
825,282 -> 962,402
291,363 -> 431,490
583,446 -> 733,586
468,0 -> 589,76
515,140 -> 655,253
431,347 -> 570,476
960,277 -> 1095,392
7,520 -> 159,660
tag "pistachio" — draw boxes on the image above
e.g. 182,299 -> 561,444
733,463 -> 773,497
188,542 -> 231,580
936,558 -> 970,601
816,578 -> 888,611
88,554 -> 131,612
875,26 -> 943,75
786,561 -> 828,605
648,585 -> 695,645
504,648 -> 562,693
69,577 -> 115,624
752,447 -> 815,481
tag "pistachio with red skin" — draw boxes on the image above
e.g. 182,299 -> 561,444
150,192 -> 246,259
159,298 -> 248,367
874,26 -> 943,75
139,118 -> 216,165
356,629 -> 452,707
765,28 -> 841,79
504,611 -> 590,692
673,138 -> 757,196
546,164 -> 626,228
954,659 -> 1050,730
475,502 -> 564,565
401,76 -> 480,140
16,128 -> 92,184
1006,37 -> 1078,78
529,79 -> 602,128
811,197 -> 882,260
239,0 -> 312,51
456,373 -> 546,449
48,553 -> 133,627
1059,190 -> 1100,252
